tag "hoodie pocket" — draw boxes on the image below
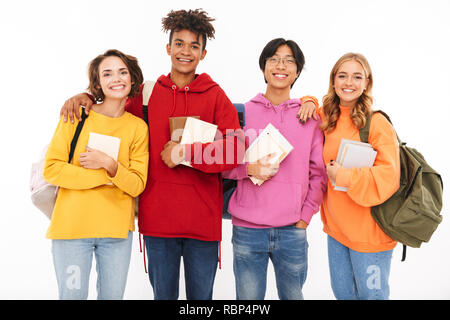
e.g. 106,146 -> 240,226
142,180 -> 215,238
236,180 -> 303,226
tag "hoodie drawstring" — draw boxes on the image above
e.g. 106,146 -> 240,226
170,85 -> 177,116
218,241 -> 222,270
169,85 -> 190,116
184,86 -> 189,115
139,233 -> 148,274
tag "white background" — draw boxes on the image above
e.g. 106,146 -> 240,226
0,0 -> 449,300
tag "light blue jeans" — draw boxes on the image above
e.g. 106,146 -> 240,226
232,225 -> 308,300
327,235 -> 393,300
51,232 -> 133,300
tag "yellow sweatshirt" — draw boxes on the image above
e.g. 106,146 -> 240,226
44,109 -> 149,239
320,106 -> 400,252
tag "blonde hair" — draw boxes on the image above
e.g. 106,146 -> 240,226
321,53 -> 374,133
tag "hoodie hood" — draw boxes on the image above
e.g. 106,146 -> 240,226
157,73 -> 219,116
250,93 -> 301,122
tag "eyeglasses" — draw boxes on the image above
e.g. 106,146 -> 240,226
266,56 -> 296,66
335,74 -> 367,83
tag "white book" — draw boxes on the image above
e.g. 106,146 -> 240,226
88,132 -> 121,160
334,138 -> 377,191
179,117 -> 218,167
245,123 -> 294,185
88,132 -> 121,185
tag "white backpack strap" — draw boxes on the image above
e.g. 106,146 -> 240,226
142,80 -> 156,106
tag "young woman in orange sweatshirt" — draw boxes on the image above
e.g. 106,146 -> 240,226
301,53 -> 400,299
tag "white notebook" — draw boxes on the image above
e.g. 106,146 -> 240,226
245,123 -> 294,185
334,139 -> 377,191
88,132 -> 121,161
179,117 -> 218,167
88,133 -> 121,184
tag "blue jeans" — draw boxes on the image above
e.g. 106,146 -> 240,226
327,235 -> 393,300
51,232 -> 133,300
232,225 -> 308,300
144,236 -> 219,300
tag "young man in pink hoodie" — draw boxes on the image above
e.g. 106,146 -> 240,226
222,38 -> 327,300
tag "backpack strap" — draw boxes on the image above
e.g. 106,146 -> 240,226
142,81 -> 156,125
401,244 -> 407,262
68,108 -> 88,163
359,112 -> 372,143
359,110 -> 400,144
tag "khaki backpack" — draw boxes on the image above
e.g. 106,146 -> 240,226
360,111 -> 443,261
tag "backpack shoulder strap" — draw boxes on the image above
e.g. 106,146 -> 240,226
142,80 -> 156,125
359,111 -> 373,143
359,109 -> 398,143
68,107 -> 88,163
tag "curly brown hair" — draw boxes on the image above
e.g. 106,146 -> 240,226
162,9 -> 215,50
87,49 -> 143,102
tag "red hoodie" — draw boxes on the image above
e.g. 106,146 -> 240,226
125,73 -> 243,242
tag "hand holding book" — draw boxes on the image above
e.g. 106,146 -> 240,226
83,132 -> 122,178
247,153 -> 280,182
245,123 -> 293,185
160,141 -> 185,168
326,160 -> 340,186
331,139 -> 377,191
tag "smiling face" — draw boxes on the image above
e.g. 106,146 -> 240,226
98,56 -> 132,101
264,44 -> 299,91
333,59 -> 369,108
167,29 -> 207,80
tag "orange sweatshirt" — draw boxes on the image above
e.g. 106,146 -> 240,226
319,106 -> 400,252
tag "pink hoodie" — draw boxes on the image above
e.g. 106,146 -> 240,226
222,93 -> 327,228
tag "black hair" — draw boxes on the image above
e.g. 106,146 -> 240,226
259,38 -> 305,88
162,9 -> 215,51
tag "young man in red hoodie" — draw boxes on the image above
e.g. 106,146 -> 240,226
59,9 -> 244,300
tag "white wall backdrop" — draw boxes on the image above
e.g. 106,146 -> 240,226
0,0 -> 449,300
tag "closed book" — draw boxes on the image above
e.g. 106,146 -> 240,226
88,132 -> 121,185
245,123 -> 294,185
177,117 -> 218,167
334,139 -> 377,191
88,132 -> 121,161
169,116 -> 200,143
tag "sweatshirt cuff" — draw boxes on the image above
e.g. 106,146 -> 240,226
237,162 -> 250,180
107,162 -> 124,183
300,205 -> 316,224
336,167 -> 352,188
300,96 -> 319,107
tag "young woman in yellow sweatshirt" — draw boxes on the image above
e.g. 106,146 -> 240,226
300,53 -> 400,299
43,49 -> 149,299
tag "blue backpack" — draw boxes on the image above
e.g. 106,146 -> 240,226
222,103 -> 245,219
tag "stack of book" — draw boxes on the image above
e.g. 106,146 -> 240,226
333,139 -> 377,191
169,116 -> 218,167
